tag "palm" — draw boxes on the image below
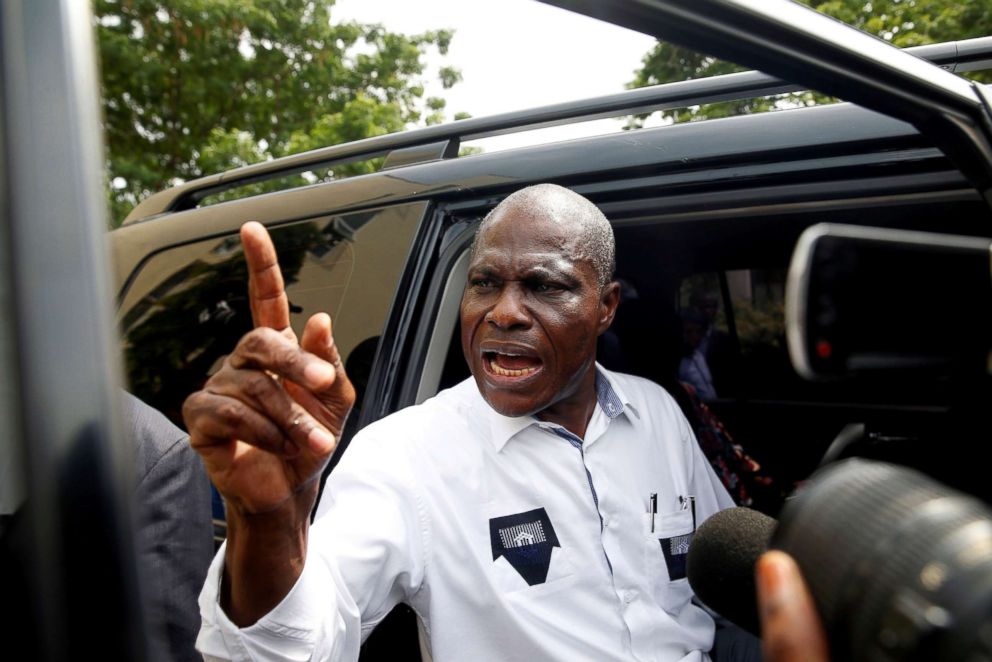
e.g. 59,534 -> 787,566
202,440 -> 325,514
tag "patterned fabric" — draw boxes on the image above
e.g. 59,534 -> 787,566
488,507 -> 560,586
499,520 -> 548,549
660,531 -> 693,580
679,381 -> 775,507
594,369 -> 625,419
668,534 -> 692,556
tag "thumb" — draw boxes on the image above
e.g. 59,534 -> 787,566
756,551 -> 830,662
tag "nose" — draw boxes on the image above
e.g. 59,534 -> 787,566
485,284 -> 531,330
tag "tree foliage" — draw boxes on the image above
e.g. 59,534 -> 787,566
95,0 -> 459,225
628,0 -> 992,126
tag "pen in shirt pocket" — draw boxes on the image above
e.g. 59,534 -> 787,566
678,495 -> 697,530
649,493 -> 657,532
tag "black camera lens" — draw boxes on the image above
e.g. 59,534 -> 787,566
772,459 -> 992,662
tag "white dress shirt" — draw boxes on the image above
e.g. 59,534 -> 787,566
197,366 -> 735,662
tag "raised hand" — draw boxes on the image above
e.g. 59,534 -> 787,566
182,222 -> 356,625
183,221 -> 355,515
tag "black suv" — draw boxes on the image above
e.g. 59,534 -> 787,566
113,15 -> 992,496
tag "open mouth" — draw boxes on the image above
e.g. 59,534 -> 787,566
483,351 -> 543,378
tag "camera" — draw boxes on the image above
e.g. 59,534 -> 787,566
776,223 -> 992,661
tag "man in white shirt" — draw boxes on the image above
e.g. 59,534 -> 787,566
184,184 -> 735,661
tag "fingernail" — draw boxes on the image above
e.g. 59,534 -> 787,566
303,361 -> 335,387
308,427 -> 336,454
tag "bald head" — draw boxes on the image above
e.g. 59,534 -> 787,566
472,184 -> 616,288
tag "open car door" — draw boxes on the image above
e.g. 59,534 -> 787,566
0,1 -> 146,660
543,0 -> 992,208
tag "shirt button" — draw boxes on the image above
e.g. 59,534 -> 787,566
603,516 -> 611,528
623,590 -> 635,604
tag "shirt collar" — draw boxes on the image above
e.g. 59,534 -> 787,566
482,364 -> 639,453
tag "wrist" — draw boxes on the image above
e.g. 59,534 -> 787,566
221,481 -> 320,626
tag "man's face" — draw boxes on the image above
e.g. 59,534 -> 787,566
460,206 -> 618,418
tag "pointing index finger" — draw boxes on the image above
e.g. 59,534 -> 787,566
241,221 -> 291,331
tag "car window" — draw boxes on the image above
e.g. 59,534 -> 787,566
676,266 -> 955,408
118,203 -> 425,426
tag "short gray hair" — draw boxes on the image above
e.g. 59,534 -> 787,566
471,183 -> 616,288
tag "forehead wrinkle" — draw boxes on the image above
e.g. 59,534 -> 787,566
470,241 -> 581,276
475,214 -> 583,265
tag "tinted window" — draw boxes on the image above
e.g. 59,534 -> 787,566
118,203 -> 425,425
676,267 -> 952,407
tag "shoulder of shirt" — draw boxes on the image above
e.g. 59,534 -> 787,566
345,377 -> 483,452
597,367 -> 689,436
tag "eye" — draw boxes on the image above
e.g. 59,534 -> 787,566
531,281 -> 564,294
471,277 -> 495,289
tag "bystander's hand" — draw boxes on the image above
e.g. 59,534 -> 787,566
756,550 -> 830,662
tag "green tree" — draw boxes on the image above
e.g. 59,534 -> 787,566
95,0 -> 459,225
628,0 -> 992,126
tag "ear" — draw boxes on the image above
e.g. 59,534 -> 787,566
597,281 -> 621,335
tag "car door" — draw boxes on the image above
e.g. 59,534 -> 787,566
0,1 -> 146,659
544,0 -> 992,206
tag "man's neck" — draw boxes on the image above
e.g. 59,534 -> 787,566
535,367 -> 598,439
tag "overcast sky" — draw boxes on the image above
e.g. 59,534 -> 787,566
332,0 -> 659,151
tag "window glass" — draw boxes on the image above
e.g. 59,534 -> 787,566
118,203 -> 424,425
676,267 -> 950,406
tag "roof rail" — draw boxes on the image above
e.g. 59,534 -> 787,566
123,36 -> 992,224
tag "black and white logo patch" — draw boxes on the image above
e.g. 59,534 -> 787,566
660,532 -> 693,580
489,507 -> 560,586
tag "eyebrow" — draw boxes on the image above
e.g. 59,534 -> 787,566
523,266 -> 580,286
467,266 -> 583,291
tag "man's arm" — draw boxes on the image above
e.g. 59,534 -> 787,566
183,222 -> 355,627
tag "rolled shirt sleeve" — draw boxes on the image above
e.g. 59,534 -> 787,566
197,538 -> 359,662
196,432 -> 429,662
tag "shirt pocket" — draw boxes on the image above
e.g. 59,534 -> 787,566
644,509 -> 695,617
486,500 -> 576,595
490,546 -> 578,597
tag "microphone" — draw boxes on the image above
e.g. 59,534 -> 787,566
686,506 -> 776,636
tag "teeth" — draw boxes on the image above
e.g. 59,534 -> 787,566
489,357 -> 538,377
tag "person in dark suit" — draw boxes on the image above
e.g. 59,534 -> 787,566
126,392 -> 214,662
